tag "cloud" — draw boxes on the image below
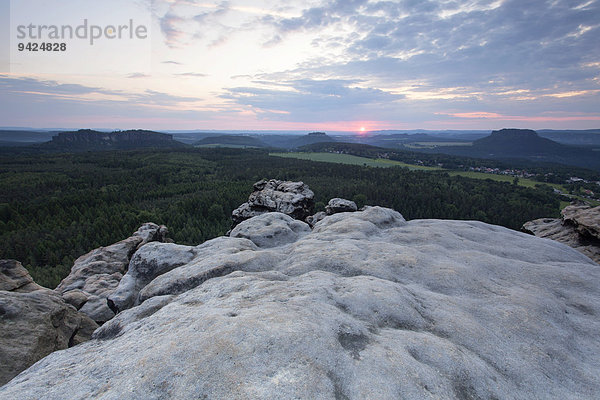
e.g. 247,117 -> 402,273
0,76 -> 203,114
127,73 -> 150,79
159,12 -> 187,47
155,0 -> 233,48
2,1 -> 599,129
175,72 -> 208,77
0,75 -> 111,96
223,78 -> 403,121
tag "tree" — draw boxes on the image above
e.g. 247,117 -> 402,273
352,194 -> 367,209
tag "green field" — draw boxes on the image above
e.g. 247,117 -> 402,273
271,151 -> 600,208
446,171 -> 542,188
196,144 -> 260,149
270,152 -> 441,170
405,142 -> 472,148
271,152 -> 545,184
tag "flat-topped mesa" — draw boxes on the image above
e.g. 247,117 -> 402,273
49,129 -> 181,150
231,179 -> 315,227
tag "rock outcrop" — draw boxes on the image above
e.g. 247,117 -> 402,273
230,212 -> 311,248
0,259 -> 45,293
3,207 -> 600,399
107,243 -> 198,313
523,203 -> 600,263
231,179 -> 314,227
306,198 -> 358,227
56,223 -> 168,323
325,198 -> 358,214
0,260 -> 98,386
562,203 -> 600,239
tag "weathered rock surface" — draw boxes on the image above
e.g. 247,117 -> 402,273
231,179 -> 314,226
325,197 -> 358,215
107,243 -> 198,313
2,208 -> 600,399
305,211 -> 327,227
523,203 -> 600,263
56,223 -> 168,323
306,198 -> 358,227
0,260 -> 44,292
0,260 -> 98,386
230,212 -> 311,248
562,203 -> 600,240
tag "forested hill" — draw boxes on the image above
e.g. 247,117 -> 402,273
471,129 -> 564,153
47,129 -> 186,150
427,129 -> 600,171
194,135 -> 268,147
0,148 -> 561,288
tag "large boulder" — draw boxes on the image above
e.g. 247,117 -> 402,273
305,211 -> 327,227
0,260 -> 98,386
230,212 -> 311,248
107,243 -> 199,313
325,198 -> 358,215
231,179 -> 314,226
523,203 -> 600,263
56,223 -> 168,323
2,208 -> 600,399
0,260 -> 44,292
561,203 -> 600,240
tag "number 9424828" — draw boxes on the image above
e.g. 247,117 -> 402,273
18,42 -> 67,51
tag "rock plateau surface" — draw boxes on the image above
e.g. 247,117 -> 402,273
2,207 -> 599,399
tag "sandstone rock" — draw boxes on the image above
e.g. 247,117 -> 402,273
305,211 -> 327,227
0,260 -> 44,292
230,212 -> 311,248
55,223 -> 168,323
523,203 -> 600,264
137,237 -> 270,302
562,204 -> 600,240
61,289 -> 88,310
94,295 -> 175,341
107,243 -> 198,313
325,198 -> 358,215
231,179 -> 314,226
0,261 -> 98,386
3,207 -> 599,399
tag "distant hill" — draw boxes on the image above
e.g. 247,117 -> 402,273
194,135 -> 267,148
47,129 -> 185,150
251,132 -> 337,149
471,129 -> 564,155
428,128 -> 600,171
0,130 -> 56,145
299,141 -> 387,154
288,132 -> 337,148
537,130 -> 600,146
364,133 -> 470,148
365,130 -> 489,142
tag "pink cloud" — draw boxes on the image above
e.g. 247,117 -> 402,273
441,112 -> 600,122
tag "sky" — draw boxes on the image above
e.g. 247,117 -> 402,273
0,0 -> 599,132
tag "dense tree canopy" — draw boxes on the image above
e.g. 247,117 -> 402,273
0,148 -> 560,287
